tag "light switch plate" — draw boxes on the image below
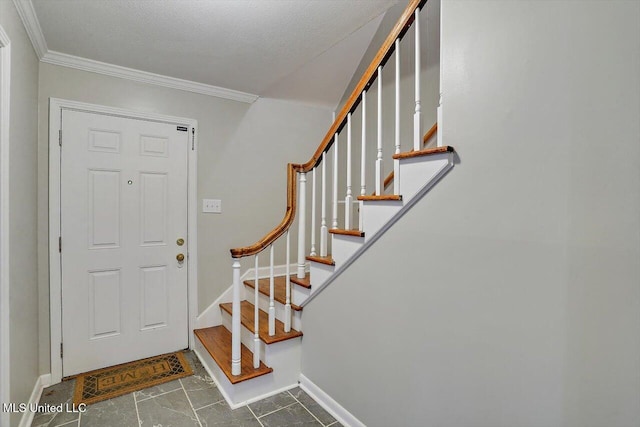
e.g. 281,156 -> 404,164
203,199 -> 222,213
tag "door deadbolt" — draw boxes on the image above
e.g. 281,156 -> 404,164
177,238 -> 185,246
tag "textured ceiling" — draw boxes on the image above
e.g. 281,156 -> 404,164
32,0 -> 397,105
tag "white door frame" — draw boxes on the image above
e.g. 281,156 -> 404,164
49,98 -> 198,384
0,24 -> 12,427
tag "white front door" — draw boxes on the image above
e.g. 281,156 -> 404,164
60,109 -> 189,377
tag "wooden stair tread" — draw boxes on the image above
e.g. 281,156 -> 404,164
306,255 -> 335,266
392,146 -> 454,160
220,301 -> 303,345
244,276 -> 303,311
290,273 -> 311,289
329,229 -> 364,237
194,326 -> 272,384
357,195 -> 402,201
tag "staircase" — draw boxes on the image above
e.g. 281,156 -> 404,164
193,0 -> 455,410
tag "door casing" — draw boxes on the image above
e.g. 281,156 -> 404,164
49,98 -> 198,384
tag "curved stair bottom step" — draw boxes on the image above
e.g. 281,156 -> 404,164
194,327 -> 301,408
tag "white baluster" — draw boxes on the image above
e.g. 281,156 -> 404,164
231,259 -> 241,376
332,131 -> 338,230
394,39 -> 401,195
253,254 -> 260,368
376,66 -> 383,195
310,167 -> 317,256
345,112 -> 353,229
414,8 -> 422,151
360,90 -> 367,197
320,152 -> 328,257
297,172 -> 306,278
269,244 -> 275,336
284,230 -> 291,332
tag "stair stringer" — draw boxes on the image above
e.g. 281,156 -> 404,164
300,151 -> 454,308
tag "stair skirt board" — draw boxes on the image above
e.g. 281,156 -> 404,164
194,339 -> 300,409
196,262 -> 308,329
299,374 -> 367,427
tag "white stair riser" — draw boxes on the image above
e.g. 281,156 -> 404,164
308,262 -> 334,289
398,154 -> 452,201
331,234 -> 364,265
291,284 -> 310,307
360,201 -> 403,242
242,285 -> 303,331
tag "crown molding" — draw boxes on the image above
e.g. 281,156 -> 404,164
41,50 -> 258,103
11,0 -> 47,59
14,0 -> 257,103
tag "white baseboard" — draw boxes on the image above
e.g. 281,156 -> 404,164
239,383 -> 299,409
196,262 -> 307,329
299,374 -> 366,427
18,374 -> 52,427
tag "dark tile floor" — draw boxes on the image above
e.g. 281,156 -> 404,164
31,352 -> 342,427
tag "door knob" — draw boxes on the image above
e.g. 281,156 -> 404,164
176,253 -> 185,262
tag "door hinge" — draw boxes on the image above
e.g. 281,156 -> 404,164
58,129 -> 62,146
58,236 -> 62,253
60,343 -> 63,358
191,127 -> 195,151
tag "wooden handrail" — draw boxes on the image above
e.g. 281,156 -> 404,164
297,0 -> 427,172
231,0 -> 427,258
230,164 -> 296,258
382,122 -> 437,190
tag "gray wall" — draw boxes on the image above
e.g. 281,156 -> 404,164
300,1 -> 640,426
37,63 -> 331,373
0,2 -> 40,426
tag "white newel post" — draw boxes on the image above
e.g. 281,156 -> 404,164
376,66 -> 383,195
297,172 -> 307,278
320,152 -> 328,257
231,259 -> 242,375
413,8 -> 422,151
269,244 -> 275,336
284,230 -> 291,332
345,112 -> 353,229
310,167 -> 317,256
253,254 -> 260,368
394,39 -> 401,195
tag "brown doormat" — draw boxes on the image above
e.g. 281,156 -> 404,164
73,351 -> 193,406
